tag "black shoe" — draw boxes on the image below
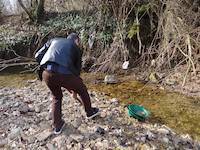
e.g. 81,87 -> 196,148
86,107 -> 100,119
53,121 -> 65,135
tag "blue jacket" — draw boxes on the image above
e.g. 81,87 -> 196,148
36,38 -> 82,76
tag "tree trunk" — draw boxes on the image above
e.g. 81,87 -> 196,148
18,0 -> 45,23
18,0 -> 35,22
34,0 -> 45,22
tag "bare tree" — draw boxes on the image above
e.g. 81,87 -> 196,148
18,0 -> 45,23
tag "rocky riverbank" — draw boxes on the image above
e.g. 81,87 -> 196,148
0,80 -> 200,149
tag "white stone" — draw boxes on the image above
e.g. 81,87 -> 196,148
165,78 -> 177,85
28,127 -> 37,135
139,143 -> 152,150
100,111 -> 107,118
70,134 -> 84,142
96,139 -> 109,148
28,104 -> 35,112
104,75 -> 118,84
140,136 -> 146,142
122,61 -> 129,70
84,148 -> 92,150
145,130 -> 155,140
13,110 -> 20,116
112,129 -> 122,136
162,137 -> 169,144
14,102 -> 20,107
35,105 -> 41,113
181,134 -> 192,143
157,128 -> 170,135
8,127 -> 22,140
110,98 -> 119,105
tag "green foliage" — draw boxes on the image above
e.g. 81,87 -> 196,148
138,3 -> 150,14
97,31 -> 113,45
127,3 -> 150,39
128,22 -> 140,39
39,13 -> 115,47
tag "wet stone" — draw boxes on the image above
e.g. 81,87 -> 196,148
104,75 -> 118,84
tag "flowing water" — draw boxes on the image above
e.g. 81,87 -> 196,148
0,71 -> 200,141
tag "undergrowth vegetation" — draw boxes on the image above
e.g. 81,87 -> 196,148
0,0 -> 200,76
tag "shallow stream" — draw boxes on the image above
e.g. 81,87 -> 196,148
0,71 -> 200,141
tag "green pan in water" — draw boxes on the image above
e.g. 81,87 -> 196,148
127,104 -> 150,121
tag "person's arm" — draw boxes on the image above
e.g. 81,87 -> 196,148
74,47 -> 82,76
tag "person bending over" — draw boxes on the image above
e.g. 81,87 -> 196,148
35,33 -> 99,135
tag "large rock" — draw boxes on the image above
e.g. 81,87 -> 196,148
104,75 -> 118,84
8,127 -> 22,140
36,130 -> 52,141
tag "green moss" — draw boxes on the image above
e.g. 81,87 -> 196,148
128,22 -> 140,39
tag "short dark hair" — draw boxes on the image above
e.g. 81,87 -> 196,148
67,33 -> 79,41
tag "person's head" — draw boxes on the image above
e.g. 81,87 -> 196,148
67,32 -> 80,47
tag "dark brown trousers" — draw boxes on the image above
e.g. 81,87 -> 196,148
42,70 -> 91,128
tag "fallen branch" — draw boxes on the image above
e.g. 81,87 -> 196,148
0,62 -> 38,72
